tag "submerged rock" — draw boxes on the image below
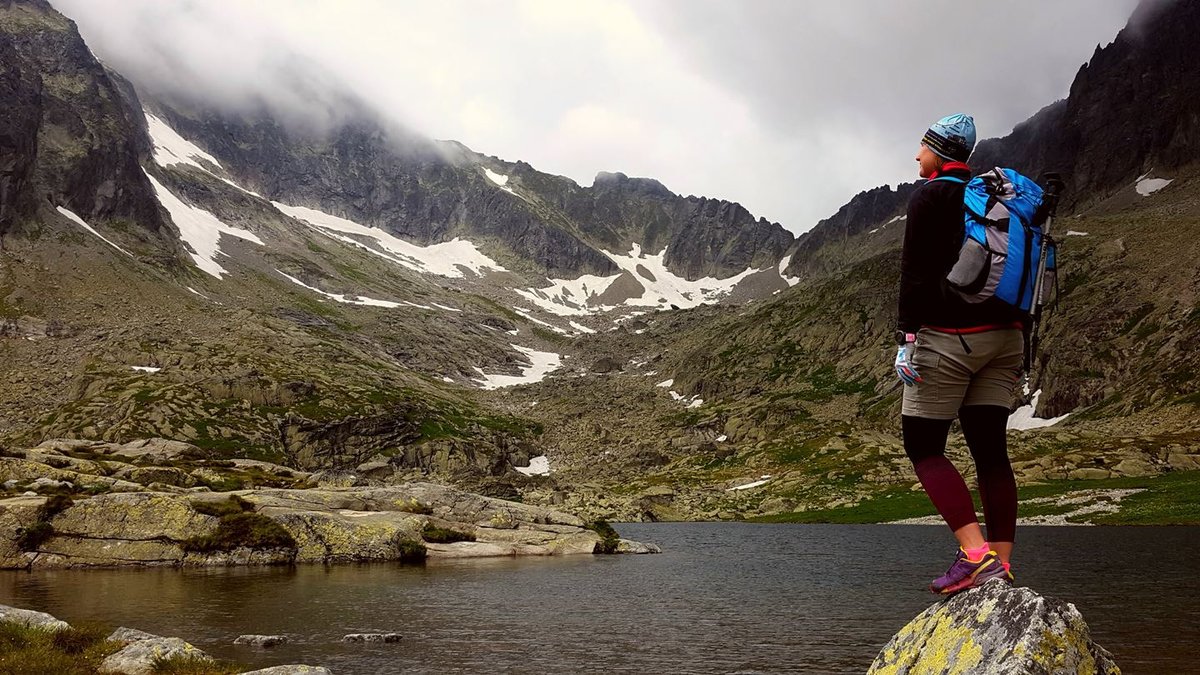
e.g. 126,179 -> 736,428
234,633 -> 289,648
868,583 -> 1120,674
343,632 -> 402,643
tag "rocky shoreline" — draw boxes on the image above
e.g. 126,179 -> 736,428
0,439 -> 659,570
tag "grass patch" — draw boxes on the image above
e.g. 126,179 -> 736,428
151,654 -> 243,674
421,523 -> 476,544
750,488 -> 937,524
0,621 -> 121,674
190,495 -> 253,518
586,520 -> 621,554
15,521 -> 56,552
393,537 -> 427,563
182,497 -> 295,553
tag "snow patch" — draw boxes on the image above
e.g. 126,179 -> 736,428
131,366 -> 161,373
669,390 -> 684,401
728,475 -> 772,491
569,321 -> 596,334
1065,231 -> 1089,237
277,270 -> 401,308
778,254 -> 800,287
484,168 -> 508,186
716,435 -> 728,442
514,455 -> 551,476
473,345 -> 562,389
656,379 -> 674,388
516,244 -> 761,316
146,172 -> 263,279
145,113 -> 222,171
686,398 -> 704,409
272,202 -> 506,279
56,207 -> 132,257
1008,388 -> 1071,431
512,308 -> 570,335
430,303 -> 462,313
514,274 -> 620,316
1136,177 -> 1173,196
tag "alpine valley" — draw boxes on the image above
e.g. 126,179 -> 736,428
1,0 -> 1198,563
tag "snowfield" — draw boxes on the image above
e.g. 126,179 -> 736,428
514,455 -> 551,476
1135,173 -> 1173,196
146,172 -> 264,279
1008,388 -> 1071,431
516,243 -> 795,316
272,201 -> 506,279
473,345 -> 563,389
145,112 -> 222,171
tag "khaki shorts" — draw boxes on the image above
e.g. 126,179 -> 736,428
901,328 -> 1024,420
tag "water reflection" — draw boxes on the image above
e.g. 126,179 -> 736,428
1,524 -> 1196,673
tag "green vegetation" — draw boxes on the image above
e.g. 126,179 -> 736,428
392,537 -> 427,563
150,654 -> 243,675
190,495 -> 252,518
750,470 -> 1200,525
182,497 -> 296,553
0,621 -> 120,675
421,523 -> 476,544
586,520 -> 621,554
15,521 -> 55,552
750,487 -> 937,524
14,494 -> 75,552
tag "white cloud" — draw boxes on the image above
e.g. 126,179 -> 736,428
55,0 -> 1141,233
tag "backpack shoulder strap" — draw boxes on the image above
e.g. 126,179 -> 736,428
929,176 -> 967,184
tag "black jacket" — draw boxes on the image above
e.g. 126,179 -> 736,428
897,164 -> 1026,333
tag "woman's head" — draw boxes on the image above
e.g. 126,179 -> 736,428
918,113 -> 976,177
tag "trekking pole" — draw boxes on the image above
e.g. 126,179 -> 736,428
1026,172 -> 1064,377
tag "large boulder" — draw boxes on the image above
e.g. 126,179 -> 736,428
0,604 -> 69,631
99,636 -> 211,675
868,583 -> 1120,674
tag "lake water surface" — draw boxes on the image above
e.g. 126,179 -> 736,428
2,523 -> 1196,674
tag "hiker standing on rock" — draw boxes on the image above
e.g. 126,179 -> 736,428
894,114 -> 1023,594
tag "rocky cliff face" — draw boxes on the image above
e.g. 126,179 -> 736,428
148,98 -> 794,282
0,0 -> 165,239
971,0 -> 1200,209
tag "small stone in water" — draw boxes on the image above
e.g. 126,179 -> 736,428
342,633 -> 401,643
235,634 -> 289,647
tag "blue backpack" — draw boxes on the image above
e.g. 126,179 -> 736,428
933,168 -> 1056,313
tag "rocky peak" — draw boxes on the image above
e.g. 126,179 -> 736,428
970,0 -> 1200,209
0,0 -> 164,238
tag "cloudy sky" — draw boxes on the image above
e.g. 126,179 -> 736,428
55,0 -> 1142,234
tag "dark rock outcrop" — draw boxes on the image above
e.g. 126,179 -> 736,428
0,0 -> 165,237
970,0 -> 1200,210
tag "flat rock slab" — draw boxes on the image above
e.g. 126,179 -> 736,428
0,604 -> 69,630
343,633 -> 401,643
234,633 -> 289,647
868,582 -> 1120,674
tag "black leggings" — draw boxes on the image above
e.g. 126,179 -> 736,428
902,405 -> 1016,542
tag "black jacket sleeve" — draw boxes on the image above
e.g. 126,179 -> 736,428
897,184 -> 951,332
